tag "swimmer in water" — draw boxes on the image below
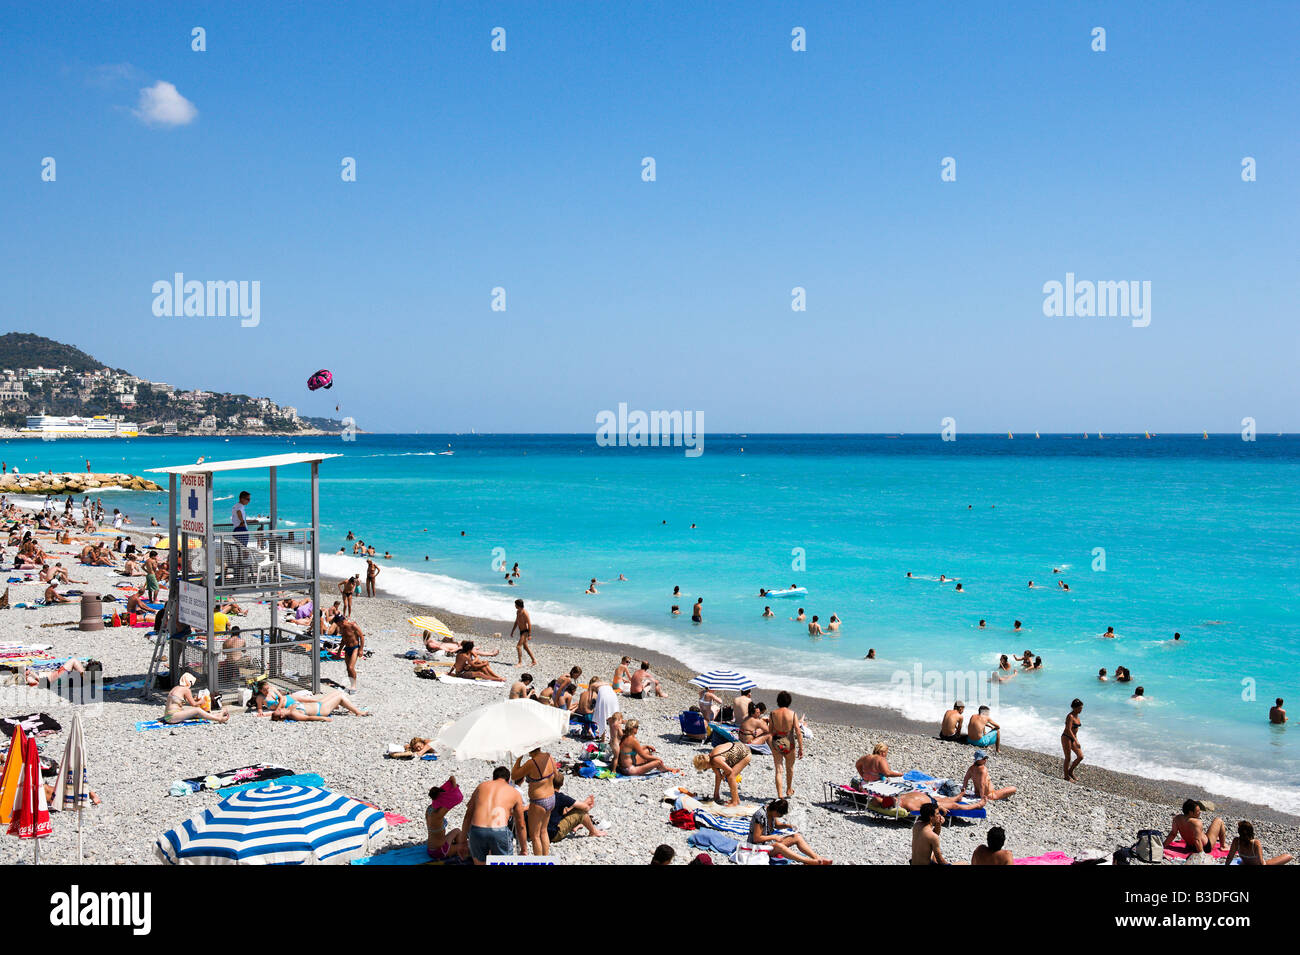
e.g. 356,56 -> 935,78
1172,631 -> 1181,642
827,613 -> 840,632
1098,668 -> 1108,682
673,586 -> 682,597
1269,698 -> 1286,724
955,583 -> 963,592
762,606 -> 774,618
792,607 -> 806,622
864,649 -> 876,660
977,619 -> 986,629
1028,581 -> 1036,589
617,573 -> 627,581
759,588 -> 768,596
808,615 -> 822,636
1058,580 -> 1069,591
586,578 -> 598,595
1013,620 -> 1023,632
1013,650 -> 1034,667
1102,626 -> 1116,639
671,605 -> 680,615
938,575 -> 947,583
905,572 -> 914,578
1115,666 -> 1132,684
691,598 -> 703,623
1131,686 -> 1145,701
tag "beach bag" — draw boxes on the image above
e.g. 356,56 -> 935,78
1131,830 -> 1163,863
732,844 -> 771,866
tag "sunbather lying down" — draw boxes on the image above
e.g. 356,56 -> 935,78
270,690 -> 371,721
894,791 -> 986,814
423,633 -> 499,656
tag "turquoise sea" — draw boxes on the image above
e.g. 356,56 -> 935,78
5,433 -> 1298,813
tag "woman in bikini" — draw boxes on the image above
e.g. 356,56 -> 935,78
269,690 -> 371,721
612,657 -> 632,693
512,746 -> 558,856
617,719 -> 681,776
769,691 -> 802,798
737,703 -> 771,748
1061,698 -> 1084,782
163,673 -> 230,724
693,739 -> 751,806
1225,820 -> 1293,866
253,680 -> 329,717
425,777 -> 469,861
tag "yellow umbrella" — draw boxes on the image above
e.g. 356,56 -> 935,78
155,537 -> 201,550
0,726 -> 27,826
407,615 -> 453,640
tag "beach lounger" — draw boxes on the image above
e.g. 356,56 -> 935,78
678,710 -> 708,740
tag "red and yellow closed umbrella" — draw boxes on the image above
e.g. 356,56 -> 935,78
6,735 -> 51,863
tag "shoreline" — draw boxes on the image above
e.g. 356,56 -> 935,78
401,593 -> 1300,828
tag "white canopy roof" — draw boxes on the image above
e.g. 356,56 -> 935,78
146,452 -> 341,475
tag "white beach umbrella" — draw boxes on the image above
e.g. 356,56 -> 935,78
687,669 -> 757,693
54,714 -> 90,861
434,699 -> 569,764
155,784 -> 387,865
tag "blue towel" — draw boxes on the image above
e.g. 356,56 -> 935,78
217,772 -> 325,796
136,718 -> 210,731
687,829 -> 739,855
351,845 -> 436,866
694,809 -> 795,839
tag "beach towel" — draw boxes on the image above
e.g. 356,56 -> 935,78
687,829 -> 739,856
351,844 -> 466,866
1015,851 -> 1076,865
437,674 -> 502,688
693,809 -> 794,840
183,764 -> 294,792
1164,839 -> 1230,861
1,713 -> 61,739
135,718 -> 211,731
217,772 -> 325,796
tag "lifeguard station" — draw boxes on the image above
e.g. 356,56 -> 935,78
142,453 -> 339,701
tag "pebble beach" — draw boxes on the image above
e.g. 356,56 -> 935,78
2,518 -> 1296,866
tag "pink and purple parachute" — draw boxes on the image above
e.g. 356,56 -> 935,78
307,369 -> 333,391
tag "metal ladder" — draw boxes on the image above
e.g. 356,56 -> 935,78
140,602 -> 172,701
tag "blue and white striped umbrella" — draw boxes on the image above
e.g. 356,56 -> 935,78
687,669 -> 757,693
155,784 -> 387,865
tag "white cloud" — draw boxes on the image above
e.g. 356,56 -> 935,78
133,81 -> 198,127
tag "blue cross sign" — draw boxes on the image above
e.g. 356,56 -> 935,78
187,489 -> 200,519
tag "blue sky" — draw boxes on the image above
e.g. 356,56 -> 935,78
2,1 -> 1297,433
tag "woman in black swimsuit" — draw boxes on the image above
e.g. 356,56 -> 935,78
1061,699 -> 1084,782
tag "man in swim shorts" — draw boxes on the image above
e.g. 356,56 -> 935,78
966,705 -> 1002,753
939,701 -> 965,741
511,598 -> 536,665
1165,799 -> 1227,861
337,617 -> 365,690
465,767 -> 528,864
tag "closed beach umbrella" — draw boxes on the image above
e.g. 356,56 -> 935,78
155,784 -> 387,865
407,615 -> 454,641
0,725 -> 25,826
435,699 -> 569,763
7,735 -> 52,863
55,714 -> 89,861
688,669 -> 757,693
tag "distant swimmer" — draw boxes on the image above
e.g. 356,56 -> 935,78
1098,668 -> 1108,682
1102,626 -> 1116,639
864,649 -> 876,660
690,523 -> 696,529
759,588 -> 768,597
1032,656 -> 1043,670
977,619 -> 986,629
1052,567 -> 1060,573
1028,581 -> 1036,589
1013,620 -> 1023,632
905,572 -> 914,578
954,583 -> 963,592
671,605 -> 680,615
586,578 -> 598,595
673,586 -> 683,597
792,607 -> 806,622
1013,650 -> 1034,667
1131,686 -> 1146,701
1115,666 -> 1132,684
808,615 -> 822,636
692,598 -> 703,623
1058,581 -> 1069,591
827,613 -> 840,632
938,575 -> 947,583
762,606 -> 774,618
617,573 -> 627,581
504,574 -> 514,586
1269,699 -> 1287,724
1172,631 -> 1181,642
994,655 -> 1016,681
511,562 -> 521,578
